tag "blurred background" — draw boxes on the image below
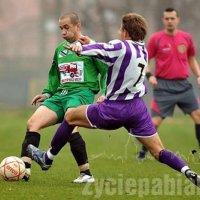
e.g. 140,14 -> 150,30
0,0 -> 199,108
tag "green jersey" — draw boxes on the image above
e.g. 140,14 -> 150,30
42,41 -> 107,96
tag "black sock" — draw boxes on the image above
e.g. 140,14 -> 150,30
195,124 -> 200,147
21,131 -> 41,158
21,131 -> 40,169
69,132 -> 89,166
81,169 -> 91,176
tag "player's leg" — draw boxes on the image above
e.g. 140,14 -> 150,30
137,97 -> 174,160
27,90 -> 94,182
27,105 -> 92,170
177,86 -> 200,147
137,134 -> 200,187
81,98 -> 200,188
70,128 -> 89,173
27,100 -> 123,171
21,105 -> 58,180
69,127 -> 94,183
128,97 -> 200,187
137,116 -> 162,159
28,90 -> 95,182
44,105 -> 91,158
66,106 -> 93,127
138,79 -> 179,159
190,109 -> 200,147
65,91 -> 95,183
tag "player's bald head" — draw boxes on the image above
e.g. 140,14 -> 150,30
59,12 -> 81,25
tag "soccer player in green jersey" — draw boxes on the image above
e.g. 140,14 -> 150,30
20,12 -> 107,183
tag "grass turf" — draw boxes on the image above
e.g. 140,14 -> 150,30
0,109 -> 200,199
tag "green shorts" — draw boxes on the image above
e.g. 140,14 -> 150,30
42,89 -> 95,122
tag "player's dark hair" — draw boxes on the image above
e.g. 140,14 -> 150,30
164,7 -> 179,17
59,12 -> 80,25
122,13 -> 147,41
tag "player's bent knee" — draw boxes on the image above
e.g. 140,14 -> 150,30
27,118 -> 41,131
65,108 -> 75,124
27,118 -> 34,130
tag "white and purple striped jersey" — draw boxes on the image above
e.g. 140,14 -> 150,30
81,39 -> 148,100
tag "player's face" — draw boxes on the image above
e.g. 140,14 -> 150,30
162,11 -> 180,33
59,17 -> 80,42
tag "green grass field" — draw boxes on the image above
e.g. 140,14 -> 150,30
0,109 -> 200,200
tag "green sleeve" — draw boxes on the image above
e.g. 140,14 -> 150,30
93,59 -> 108,95
42,50 -> 60,96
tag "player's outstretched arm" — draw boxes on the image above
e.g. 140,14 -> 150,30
70,40 -> 123,65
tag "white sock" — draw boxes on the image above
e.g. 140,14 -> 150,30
181,166 -> 190,174
47,148 -> 54,160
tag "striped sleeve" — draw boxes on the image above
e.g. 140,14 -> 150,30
81,40 -> 123,65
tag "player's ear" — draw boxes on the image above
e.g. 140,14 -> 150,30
124,29 -> 130,39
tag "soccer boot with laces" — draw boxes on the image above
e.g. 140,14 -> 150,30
185,169 -> 200,188
27,144 -> 52,170
73,173 -> 95,183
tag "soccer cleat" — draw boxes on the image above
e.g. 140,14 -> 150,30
22,168 -> 31,181
185,169 -> 200,188
73,173 -> 95,183
27,144 -> 52,171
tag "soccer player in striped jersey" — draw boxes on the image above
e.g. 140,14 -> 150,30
28,12 -> 200,188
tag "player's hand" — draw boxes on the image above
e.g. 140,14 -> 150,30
78,35 -> 92,45
149,75 -> 158,87
96,95 -> 106,103
69,42 -> 82,53
31,94 -> 47,106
